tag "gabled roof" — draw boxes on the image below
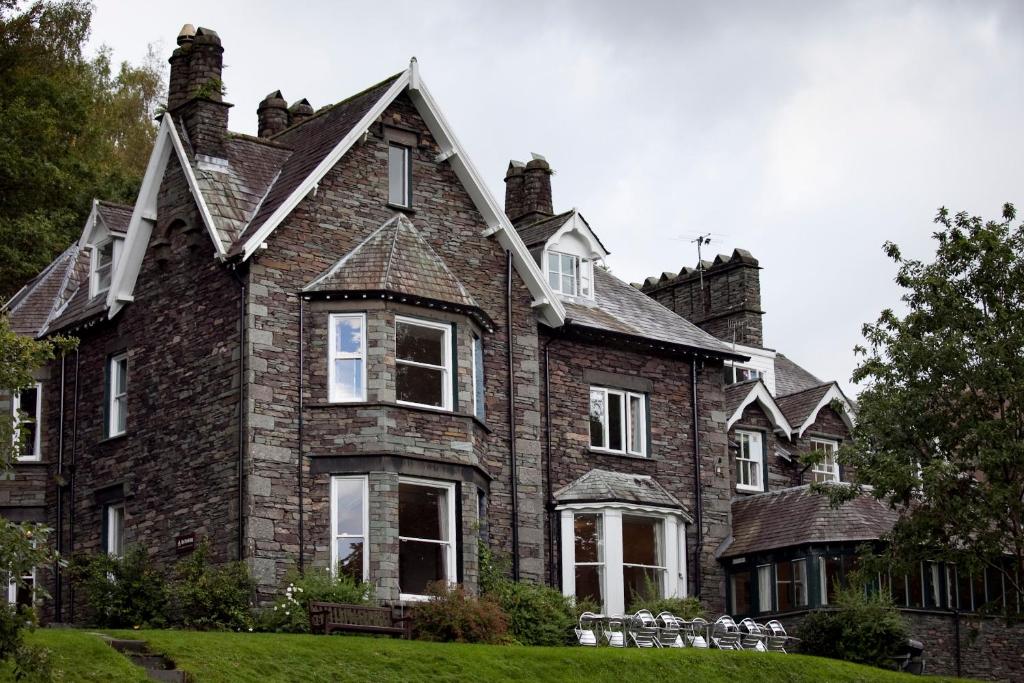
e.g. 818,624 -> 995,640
554,469 -> 690,517
3,244 -> 79,337
725,379 -> 793,435
515,210 -> 575,248
562,267 -> 745,359
95,201 -> 133,234
720,484 -> 898,558
774,353 -> 823,396
303,213 -> 482,314
775,382 -> 856,437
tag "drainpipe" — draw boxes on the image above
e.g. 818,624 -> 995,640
229,266 -> 247,561
543,335 -> 559,587
690,357 -> 703,599
297,296 -> 305,573
507,249 -> 519,580
54,353 -> 66,621
68,348 -> 80,622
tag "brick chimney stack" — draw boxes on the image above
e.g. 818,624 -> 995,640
504,153 -> 553,225
166,25 -> 232,159
288,99 -> 314,127
257,90 -> 288,138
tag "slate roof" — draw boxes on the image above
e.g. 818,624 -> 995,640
515,210 -> 575,248
775,353 -> 823,396
563,267 -> 743,358
554,469 -> 689,514
95,201 -> 133,234
4,244 -> 80,337
304,213 -> 481,311
721,484 -> 899,558
775,383 -> 833,429
233,74 -> 402,250
724,378 -> 762,417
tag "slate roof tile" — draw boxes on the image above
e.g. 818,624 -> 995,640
95,201 -> 133,234
774,353 -> 823,396
515,210 -> 576,248
721,485 -> 899,557
775,383 -> 833,428
4,244 -> 79,337
554,469 -> 689,513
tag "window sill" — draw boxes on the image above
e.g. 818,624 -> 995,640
735,486 -> 765,495
587,447 -> 650,461
12,458 -> 46,466
98,432 -> 129,445
310,400 -> 486,427
386,203 -> 415,215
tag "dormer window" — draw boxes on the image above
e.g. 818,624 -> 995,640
548,251 -> 593,298
388,143 -> 411,207
724,363 -> 761,386
90,237 -> 123,299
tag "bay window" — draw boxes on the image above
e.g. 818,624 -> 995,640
107,353 -> 128,437
735,430 -> 764,492
589,387 -> 646,456
573,514 -> 604,606
810,439 -> 839,483
12,383 -> 42,462
471,332 -> 485,421
330,476 -> 368,580
396,317 -> 452,411
328,313 -> 366,402
398,479 -> 456,599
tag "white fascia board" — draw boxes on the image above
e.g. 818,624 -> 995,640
78,200 -> 101,249
165,117 -> 227,258
408,79 -> 565,328
554,500 -> 693,523
549,211 -> 609,259
797,383 -> 857,437
727,381 -> 793,436
106,116 -> 175,316
238,72 -> 413,261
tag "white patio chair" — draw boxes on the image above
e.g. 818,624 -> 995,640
604,616 -> 626,647
628,610 -> 661,648
738,618 -> 768,651
710,615 -> 743,650
763,620 -> 791,653
655,612 -> 685,648
685,617 -> 710,648
575,611 -> 599,646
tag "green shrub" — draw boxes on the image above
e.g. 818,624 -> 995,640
258,567 -> 374,633
68,547 -> 168,628
169,539 -> 255,631
479,541 -> 591,646
0,603 -> 52,682
411,582 -> 508,644
798,583 -> 909,669
627,575 -> 705,619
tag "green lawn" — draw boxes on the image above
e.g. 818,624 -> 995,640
21,628 -> 959,683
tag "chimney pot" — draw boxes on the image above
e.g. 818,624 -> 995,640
166,24 -> 231,158
177,23 -> 196,45
288,98 -> 314,126
257,90 -> 289,138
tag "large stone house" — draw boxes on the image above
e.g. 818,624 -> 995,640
4,24 -> 1021,679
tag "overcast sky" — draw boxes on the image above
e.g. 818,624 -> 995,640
89,0 -> 1024,395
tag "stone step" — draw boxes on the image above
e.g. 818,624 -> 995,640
106,638 -> 149,654
146,669 -> 187,683
129,654 -> 174,670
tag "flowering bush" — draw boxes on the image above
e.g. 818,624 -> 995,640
257,568 -> 373,633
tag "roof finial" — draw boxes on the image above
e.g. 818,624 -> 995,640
409,56 -> 420,92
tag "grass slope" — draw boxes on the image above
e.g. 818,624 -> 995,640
22,629 -> 961,683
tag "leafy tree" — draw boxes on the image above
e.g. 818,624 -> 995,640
0,0 -> 164,297
0,312 -> 74,676
835,203 -> 1024,606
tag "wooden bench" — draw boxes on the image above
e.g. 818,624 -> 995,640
308,602 -> 410,638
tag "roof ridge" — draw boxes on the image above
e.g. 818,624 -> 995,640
227,131 -> 294,150
269,72 -> 404,141
381,214 -> 404,290
401,217 -> 476,304
302,216 -> 400,292
43,245 -> 82,329
776,381 -> 835,400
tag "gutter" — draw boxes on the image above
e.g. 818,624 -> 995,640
54,353 -> 66,621
543,334 -> 560,587
68,348 -> 80,621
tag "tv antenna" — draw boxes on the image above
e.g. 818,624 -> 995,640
692,233 -> 712,289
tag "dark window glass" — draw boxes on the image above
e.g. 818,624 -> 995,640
335,538 -> 363,579
731,570 -> 752,614
955,567 -> 971,611
18,386 -> 37,457
985,566 -> 1005,610
397,322 -> 445,366
622,516 -> 659,566
574,515 -> 601,564
589,390 -> 604,448
777,561 -> 794,612
398,483 -> 449,596
399,484 -> 446,541
823,555 -> 843,605
388,144 -> 409,206
891,573 -> 908,607
908,566 -> 923,608
972,571 -> 987,611
396,364 -> 444,407
576,565 -> 603,605
472,335 -> 485,420
793,560 -> 808,607
607,392 -> 623,451
399,540 -> 445,595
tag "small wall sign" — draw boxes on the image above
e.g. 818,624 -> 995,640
176,533 -> 196,553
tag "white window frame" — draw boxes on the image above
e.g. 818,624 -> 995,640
108,353 -> 128,437
471,332 -> 485,421
793,558 -> 808,607
7,567 -> 34,606
12,382 -> 42,462
327,313 -> 367,403
395,316 -> 453,412
559,504 -> 686,616
90,238 -> 122,299
547,250 -> 578,297
810,438 -> 840,483
106,503 -> 125,557
757,563 -> 773,612
589,386 -> 646,457
330,475 -> 369,581
570,513 -> 605,607
735,430 -> 764,492
388,143 -> 411,207
398,477 -> 457,602
724,363 -> 762,385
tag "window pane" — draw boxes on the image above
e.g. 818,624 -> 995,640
589,390 -> 605,447
334,478 -> 364,536
607,392 -> 623,451
397,322 -> 445,366
758,565 -> 773,612
793,560 -> 808,607
399,483 -> 447,541
333,359 -> 364,400
580,261 -> 591,297
622,516 -> 660,566
334,316 -> 364,354
116,358 -> 128,394
114,396 -> 127,434
776,561 -> 793,612
629,395 -> 643,453
574,514 -> 602,564
908,567 -> 924,608
396,364 -> 444,406
624,566 -> 662,608
548,268 -> 560,290
98,242 -> 114,267
335,538 -> 364,579
18,387 -> 38,456
473,335 -> 485,420
400,539 -> 446,595
731,570 -> 752,614
823,555 -> 843,605
575,565 -> 603,605
388,145 -> 408,205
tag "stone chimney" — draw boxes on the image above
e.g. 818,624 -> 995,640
639,249 -> 765,347
257,90 -> 289,138
166,25 -> 232,159
288,99 -> 314,127
504,153 -> 553,225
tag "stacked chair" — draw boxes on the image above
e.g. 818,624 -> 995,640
574,610 -> 796,651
